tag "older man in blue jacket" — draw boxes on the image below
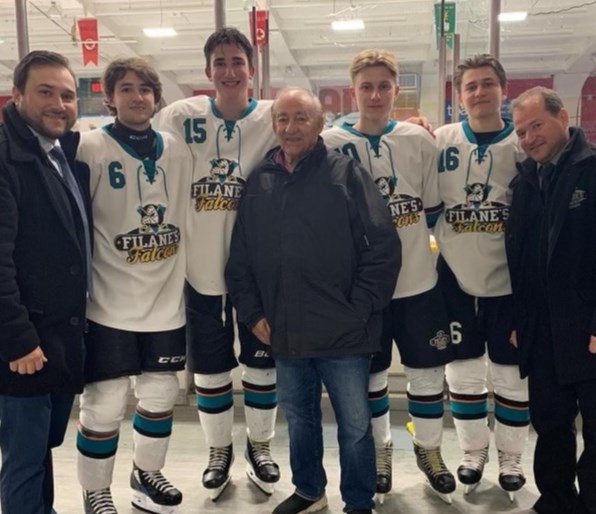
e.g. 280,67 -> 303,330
226,87 -> 400,514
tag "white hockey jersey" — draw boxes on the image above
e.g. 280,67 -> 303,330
323,121 -> 443,299
434,119 -> 525,297
78,126 -> 191,331
153,96 -> 277,295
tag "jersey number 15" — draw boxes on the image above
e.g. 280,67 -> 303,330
183,117 -> 207,144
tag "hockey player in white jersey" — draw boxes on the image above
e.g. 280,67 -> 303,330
434,54 -> 529,501
153,28 -> 279,500
75,58 -> 191,514
323,49 -> 456,504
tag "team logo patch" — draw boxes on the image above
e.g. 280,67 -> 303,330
568,188 -> 587,209
445,148 -> 508,234
190,158 -> 245,212
114,203 -> 181,264
463,182 -> 492,210
375,176 -> 423,229
429,330 -> 450,350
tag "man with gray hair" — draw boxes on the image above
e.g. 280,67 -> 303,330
225,87 -> 400,514
507,86 -> 596,514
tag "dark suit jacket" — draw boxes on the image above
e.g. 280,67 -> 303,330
506,127 -> 596,384
0,101 -> 90,396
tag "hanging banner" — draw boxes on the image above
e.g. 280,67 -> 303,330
434,2 -> 456,49
77,18 -> 99,66
249,9 -> 269,47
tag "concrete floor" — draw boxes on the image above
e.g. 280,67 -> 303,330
43,405 -> 541,514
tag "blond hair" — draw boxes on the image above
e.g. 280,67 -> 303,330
349,49 -> 398,83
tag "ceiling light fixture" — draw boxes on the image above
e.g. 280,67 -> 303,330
330,0 -> 366,32
143,27 -> 177,38
498,11 -> 528,22
143,0 -> 177,38
331,18 -> 365,31
47,0 -> 63,19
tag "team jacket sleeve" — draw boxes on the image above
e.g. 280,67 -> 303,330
348,160 -> 401,321
0,170 -> 41,362
225,197 -> 266,328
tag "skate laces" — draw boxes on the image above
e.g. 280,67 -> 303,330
419,447 -> 449,475
498,450 -> 524,476
85,488 -> 117,514
461,447 -> 489,472
250,440 -> 275,466
208,446 -> 233,470
140,469 -> 177,493
375,444 -> 392,475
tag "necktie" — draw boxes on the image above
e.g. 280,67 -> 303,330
539,162 -> 555,195
49,146 -> 93,295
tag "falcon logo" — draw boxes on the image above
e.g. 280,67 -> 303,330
114,203 -> 181,264
444,147 -> 507,233
375,176 -> 423,229
190,158 -> 245,212
463,182 -> 492,210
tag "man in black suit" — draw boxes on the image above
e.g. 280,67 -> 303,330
0,51 -> 91,514
507,86 -> 596,514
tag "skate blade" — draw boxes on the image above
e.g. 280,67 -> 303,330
131,491 -> 179,514
206,476 -> 232,502
246,464 -> 275,495
375,492 -> 386,505
463,482 -> 479,495
423,480 -> 452,505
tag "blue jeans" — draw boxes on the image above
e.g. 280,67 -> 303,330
276,355 -> 375,512
0,393 -> 74,514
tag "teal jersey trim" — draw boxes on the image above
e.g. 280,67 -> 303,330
340,119 -> 397,154
209,96 -> 258,122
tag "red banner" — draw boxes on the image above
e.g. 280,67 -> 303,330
77,18 -> 98,66
248,9 -> 268,48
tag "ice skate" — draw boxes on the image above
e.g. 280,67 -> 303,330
203,444 -> 234,501
130,464 -> 182,514
245,438 -> 280,495
83,488 -> 118,514
458,447 -> 489,495
498,450 -> 526,502
413,443 -> 456,504
374,442 -> 393,504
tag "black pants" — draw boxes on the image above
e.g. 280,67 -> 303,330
528,326 -> 596,514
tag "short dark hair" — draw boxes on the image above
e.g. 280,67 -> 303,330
454,53 -> 507,92
102,57 -> 162,116
203,27 -> 253,66
13,50 -> 75,93
510,86 -> 564,116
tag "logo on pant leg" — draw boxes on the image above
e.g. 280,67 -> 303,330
429,330 -> 450,350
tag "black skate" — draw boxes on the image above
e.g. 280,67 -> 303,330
413,443 -> 456,504
203,444 -> 234,501
458,447 -> 489,495
498,450 -> 526,502
245,438 -> 280,495
374,442 -> 393,504
130,464 -> 182,514
83,488 -> 118,514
